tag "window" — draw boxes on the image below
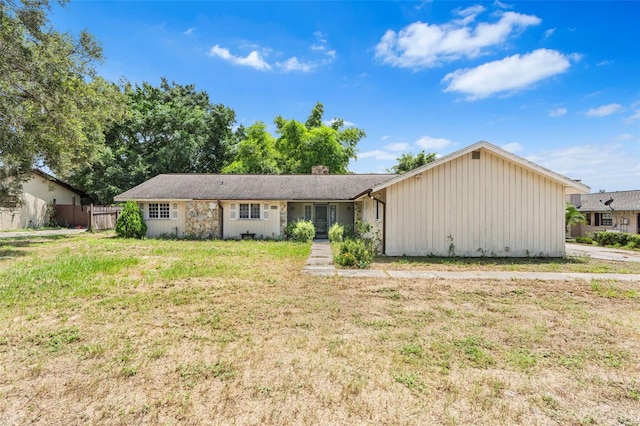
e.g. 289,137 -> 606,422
239,203 -> 261,219
602,212 -> 612,226
148,203 -> 170,219
304,205 -> 312,221
585,213 -> 591,226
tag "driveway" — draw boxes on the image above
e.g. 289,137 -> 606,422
566,242 -> 640,263
0,228 -> 88,239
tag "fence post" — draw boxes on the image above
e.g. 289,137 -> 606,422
90,203 -> 94,231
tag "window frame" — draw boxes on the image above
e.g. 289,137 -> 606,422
148,202 -> 171,220
238,202 -> 262,220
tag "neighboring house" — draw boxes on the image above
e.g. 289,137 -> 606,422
568,190 -> 640,237
115,141 -> 589,257
0,170 -> 86,230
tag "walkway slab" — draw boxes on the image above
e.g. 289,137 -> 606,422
387,271 -> 438,279
337,269 -> 388,278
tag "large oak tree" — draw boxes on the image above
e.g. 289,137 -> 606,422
0,0 -> 125,205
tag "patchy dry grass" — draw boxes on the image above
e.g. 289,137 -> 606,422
372,254 -> 640,274
1,233 -> 639,425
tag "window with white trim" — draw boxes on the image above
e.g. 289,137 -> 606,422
304,205 -> 312,221
148,203 -> 170,219
238,203 -> 261,219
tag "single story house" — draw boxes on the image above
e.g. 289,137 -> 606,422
568,190 -> 640,237
0,170 -> 86,230
115,141 -> 590,257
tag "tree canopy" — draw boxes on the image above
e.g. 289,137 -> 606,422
388,151 -> 437,174
0,0 -> 125,203
67,79 -> 237,203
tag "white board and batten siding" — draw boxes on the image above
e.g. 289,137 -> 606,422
139,201 -> 185,238
384,149 -> 566,257
222,201 -> 281,239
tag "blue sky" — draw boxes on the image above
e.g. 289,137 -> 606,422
50,1 -> 639,192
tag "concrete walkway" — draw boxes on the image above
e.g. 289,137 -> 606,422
566,242 -> 640,263
0,228 -> 88,239
303,241 -> 640,282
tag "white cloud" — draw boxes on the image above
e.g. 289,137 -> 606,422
375,10 -> 540,69
324,118 -> 356,127
501,142 -> 523,153
358,150 -> 398,161
624,109 -> 640,123
183,28 -> 194,35
585,103 -> 622,118
208,45 -> 271,71
549,107 -> 567,117
614,133 -> 634,141
597,60 -> 613,66
415,135 -> 451,150
442,49 -> 572,100
276,57 -> 315,73
543,28 -> 555,38
527,144 -> 640,191
386,142 -> 410,151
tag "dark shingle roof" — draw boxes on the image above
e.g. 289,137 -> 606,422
576,190 -> 640,212
114,174 -> 396,202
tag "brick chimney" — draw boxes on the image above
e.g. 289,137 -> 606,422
311,165 -> 329,175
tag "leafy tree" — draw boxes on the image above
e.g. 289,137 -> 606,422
389,151 -> 437,174
68,79 -> 237,203
115,200 -> 147,238
565,203 -> 586,232
0,0 -> 125,201
223,122 -> 280,174
273,102 -> 364,174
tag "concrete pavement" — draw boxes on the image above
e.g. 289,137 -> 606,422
0,228 -> 88,239
303,241 -> 640,282
566,242 -> 640,263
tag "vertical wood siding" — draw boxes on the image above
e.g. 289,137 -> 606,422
144,202 -> 186,238
223,201 -> 281,239
385,150 -> 565,257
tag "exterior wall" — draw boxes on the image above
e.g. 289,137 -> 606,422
139,201 -> 186,238
0,193 -> 48,229
572,210 -> 640,236
185,200 -> 221,238
383,149 -> 566,257
23,174 -> 79,205
222,201 -> 281,239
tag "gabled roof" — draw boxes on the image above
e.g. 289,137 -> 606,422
576,190 -> 640,212
32,169 -> 87,198
370,141 -> 590,194
114,173 -> 396,202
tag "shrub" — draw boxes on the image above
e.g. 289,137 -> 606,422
115,201 -> 147,239
289,220 -> 315,242
334,238 -> 375,269
328,223 -> 344,243
593,231 -> 629,247
575,236 -> 593,245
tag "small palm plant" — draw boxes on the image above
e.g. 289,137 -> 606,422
565,203 -> 586,234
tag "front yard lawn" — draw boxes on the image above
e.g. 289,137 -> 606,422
1,233 -> 638,425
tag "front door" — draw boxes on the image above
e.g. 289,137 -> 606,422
314,205 -> 328,238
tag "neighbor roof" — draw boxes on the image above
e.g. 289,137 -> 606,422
576,190 -> 640,212
371,141 -> 591,195
32,169 -> 87,198
114,174 -> 396,202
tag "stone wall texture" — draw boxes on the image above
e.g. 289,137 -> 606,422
185,201 -> 220,239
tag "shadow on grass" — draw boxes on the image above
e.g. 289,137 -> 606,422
0,235 -> 70,261
374,256 -> 588,267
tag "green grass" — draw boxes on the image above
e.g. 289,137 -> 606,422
0,232 -> 638,425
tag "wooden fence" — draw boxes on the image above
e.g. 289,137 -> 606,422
89,205 -> 122,231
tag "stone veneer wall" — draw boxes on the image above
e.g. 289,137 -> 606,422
279,201 -> 287,236
185,201 -> 220,238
